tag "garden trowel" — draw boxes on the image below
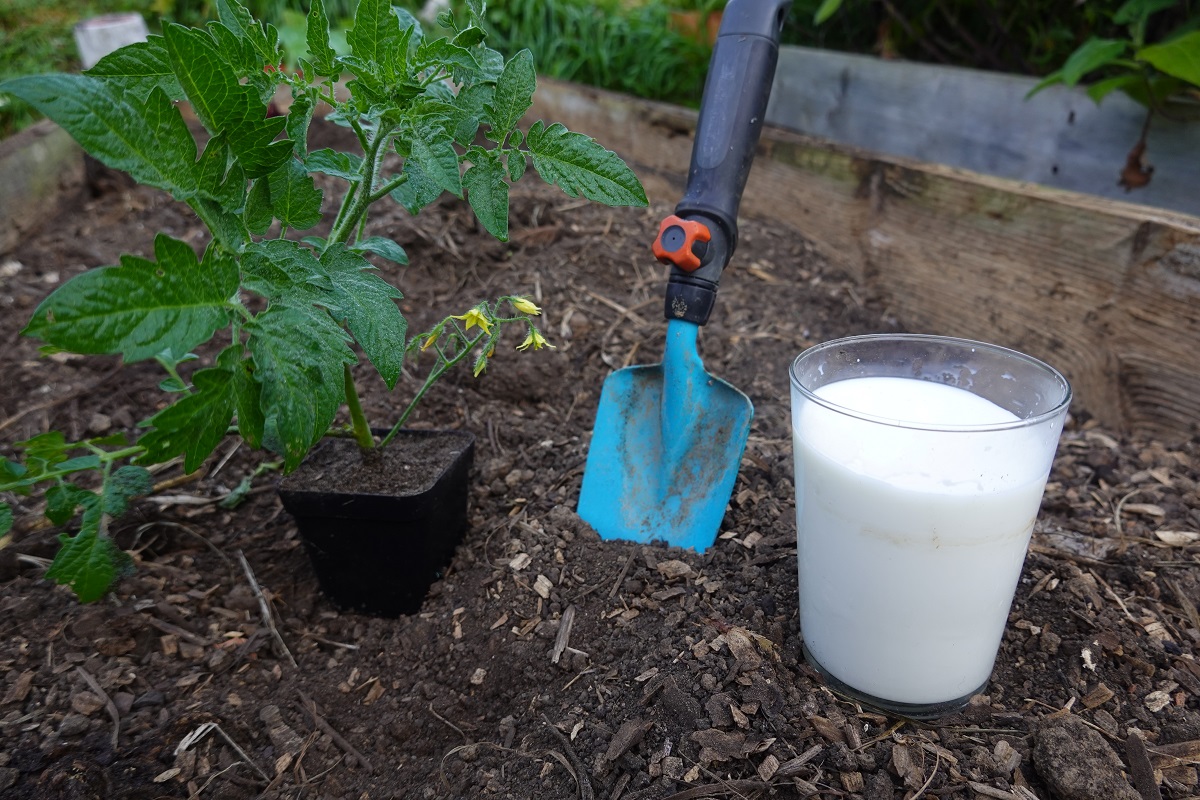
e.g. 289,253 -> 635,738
578,0 -> 791,550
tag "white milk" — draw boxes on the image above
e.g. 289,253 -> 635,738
792,377 -> 1056,705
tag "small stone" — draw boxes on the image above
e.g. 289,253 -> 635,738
87,413 -> 112,434
0,767 -> 17,791
132,690 -> 166,710
1033,715 -> 1140,800
71,691 -> 105,716
112,692 -> 135,716
59,713 -> 91,737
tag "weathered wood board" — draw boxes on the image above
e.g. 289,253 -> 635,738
529,79 -> 1200,440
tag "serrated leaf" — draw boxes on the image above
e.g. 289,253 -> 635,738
348,0 -> 403,79
352,237 -> 409,265
286,91 -> 316,158
245,178 -> 274,235
464,151 -> 510,240
1139,32 -> 1200,87
17,431 -> 71,469
138,367 -> 236,471
104,466 -> 154,517
248,305 -> 355,470
389,159 -> 444,214
58,455 -> 103,474
525,121 -> 647,207
1061,38 -> 1128,85
0,503 -> 11,536
23,235 -> 237,362
488,50 -> 535,141
217,346 -> 265,449
242,239 -> 331,303
45,484 -> 94,526
46,520 -> 133,603
306,148 -> 364,180
0,76 -> 198,199
84,36 -> 184,101
406,125 -> 463,197
452,83 -> 494,145
507,149 -> 526,182
416,38 -> 482,82
306,0 -> 339,77
321,245 -> 407,388
463,0 -> 486,25
268,159 -> 323,230
216,0 -> 277,64
195,135 -> 247,211
162,23 -> 292,178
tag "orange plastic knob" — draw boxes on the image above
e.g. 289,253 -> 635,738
652,215 -> 711,272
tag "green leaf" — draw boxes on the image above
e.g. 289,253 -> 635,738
245,178 -> 274,235
352,237 -> 409,265
1025,70 -> 1065,99
348,0 -> 403,78
1086,73 -> 1142,103
162,23 -> 292,178
45,519 -> 133,603
307,148 -> 364,180
463,0 -> 486,26
452,83 -> 494,145
507,149 -> 526,182
138,367 -> 236,471
0,76 -> 198,199
104,466 -> 154,517
464,151 -> 510,240
406,125 -> 463,198
216,0 -> 278,65
195,135 -> 247,212
321,245 -> 407,388
286,92 -> 316,158
242,239 -> 331,303
23,235 -> 237,362
1138,32 -> 1200,87
267,159 -> 323,230
488,50 -> 536,142
1113,0 -> 1177,26
306,0 -> 339,77
389,159 -> 444,214
45,484 -> 93,526
415,38 -> 483,82
453,27 -> 486,49
223,347 -> 266,450
1061,39 -> 1128,85
248,305 -> 355,471
84,36 -> 184,101
813,0 -> 844,25
0,503 -> 11,536
525,121 -> 648,207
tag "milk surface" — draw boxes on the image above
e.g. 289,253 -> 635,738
793,376 -> 1056,705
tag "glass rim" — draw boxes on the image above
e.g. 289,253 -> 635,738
789,333 -> 1072,433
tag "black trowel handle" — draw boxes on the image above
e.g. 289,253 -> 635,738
652,0 -> 791,325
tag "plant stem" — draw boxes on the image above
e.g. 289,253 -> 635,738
379,331 -> 486,448
324,126 -> 392,250
343,363 -> 375,450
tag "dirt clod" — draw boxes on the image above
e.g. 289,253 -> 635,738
1033,715 -> 1141,800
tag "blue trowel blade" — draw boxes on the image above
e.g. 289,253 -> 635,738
578,320 -> 754,550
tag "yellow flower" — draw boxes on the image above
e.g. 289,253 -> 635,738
472,353 -> 488,377
511,297 -> 541,316
452,306 -> 492,335
516,328 -> 555,352
420,332 -> 439,351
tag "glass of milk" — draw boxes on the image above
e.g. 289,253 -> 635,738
789,334 -> 1070,718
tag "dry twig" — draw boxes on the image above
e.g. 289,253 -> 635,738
237,549 -> 297,668
297,691 -> 375,774
76,666 -> 120,751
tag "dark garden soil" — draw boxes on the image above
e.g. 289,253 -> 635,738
2,122 -> 1200,800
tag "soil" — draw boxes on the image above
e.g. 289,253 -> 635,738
2,120 -> 1200,800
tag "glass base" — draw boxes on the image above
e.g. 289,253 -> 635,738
802,643 -> 985,721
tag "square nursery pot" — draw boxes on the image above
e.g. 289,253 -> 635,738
278,429 -> 475,617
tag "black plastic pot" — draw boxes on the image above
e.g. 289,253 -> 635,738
278,429 -> 475,617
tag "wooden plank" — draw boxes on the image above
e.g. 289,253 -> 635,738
529,79 -> 1200,439
764,47 -> 1200,218
0,119 -> 85,257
